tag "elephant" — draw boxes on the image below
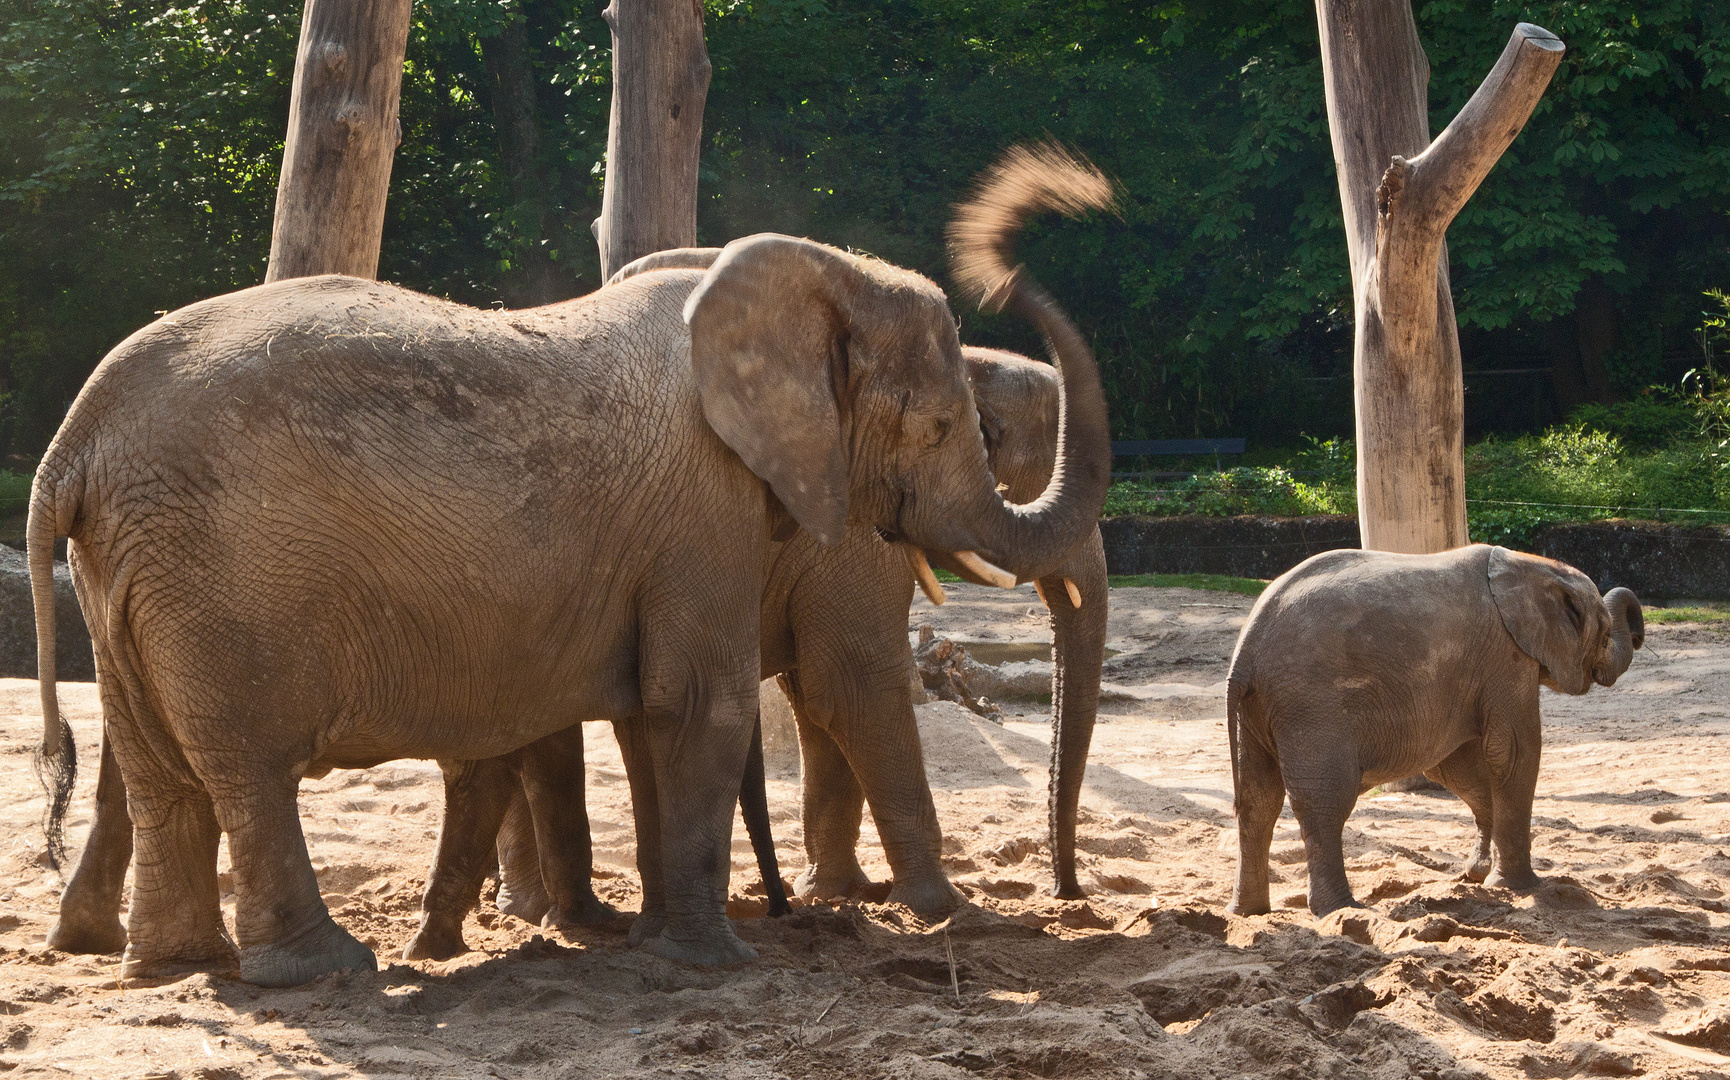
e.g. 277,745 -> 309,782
401,329 -> 1109,959
405,714 -> 790,962
31,144 -> 1115,985
1225,544 -> 1643,918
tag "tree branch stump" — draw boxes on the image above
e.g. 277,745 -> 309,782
265,0 -> 412,283
593,0 -> 711,281
1316,6 -> 1564,553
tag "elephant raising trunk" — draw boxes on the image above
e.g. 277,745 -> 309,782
1597,586 -> 1644,687
910,143 -> 1116,586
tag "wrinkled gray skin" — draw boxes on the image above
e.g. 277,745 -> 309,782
31,231 -> 1112,986
401,321 -> 1109,959
404,714 -> 790,962
1226,545 -> 1643,918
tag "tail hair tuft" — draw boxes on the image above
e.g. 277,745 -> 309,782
947,141 -> 1117,313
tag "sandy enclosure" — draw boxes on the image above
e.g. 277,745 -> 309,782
2,583 -> 1730,1078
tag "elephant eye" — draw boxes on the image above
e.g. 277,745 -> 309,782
926,414 -> 953,449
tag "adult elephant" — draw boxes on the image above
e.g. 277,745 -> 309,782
404,171 -> 1110,959
34,146 -> 1114,986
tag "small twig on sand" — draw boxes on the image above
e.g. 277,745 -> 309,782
814,991 -> 844,1025
946,929 -> 960,1001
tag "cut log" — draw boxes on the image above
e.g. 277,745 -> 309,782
265,0 -> 413,283
593,0 -> 711,281
1315,7 -> 1564,553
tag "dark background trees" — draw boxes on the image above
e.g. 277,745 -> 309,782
1,0 -> 1725,461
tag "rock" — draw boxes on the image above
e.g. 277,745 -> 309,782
0,547 -> 93,680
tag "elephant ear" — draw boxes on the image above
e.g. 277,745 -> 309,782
607,247 -> 724,287
1487,546 -> 1594,694
684,234 -> 859,545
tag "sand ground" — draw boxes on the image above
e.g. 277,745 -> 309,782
1,582 -> 1729,1079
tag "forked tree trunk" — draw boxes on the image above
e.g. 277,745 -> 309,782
265,0 -> 413,283
593,0 -> 711,280
1316,7 -> 1564,552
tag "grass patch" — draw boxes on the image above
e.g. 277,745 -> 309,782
1107,573 -> 1267,596
1645,605 -> 1730,625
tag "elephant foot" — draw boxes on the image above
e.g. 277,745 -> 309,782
544,893 -> 625,932
1050,877 -> 1087,902
1485,868 -> 1541,893
402,912 -> 468,962
47,913 -> 128,955
644,926 -> 758,966
120,933 -> 241,982
1461,856 -> 1492,884
887,877 -> 965,920
1226,897 -> 1271,917
794,865 -> 874,902
239,917 -> 377,987
1307,896 -> 1365,918
495,882 -> 551,926
627,911 -> 666,948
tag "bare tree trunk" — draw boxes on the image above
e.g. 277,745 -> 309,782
266,0 -> 412,283
593,0 -> 711,281
481,13 -> 569,305
1315,6 -> 1564,552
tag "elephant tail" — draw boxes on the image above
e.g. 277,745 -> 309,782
29,460 -> 75,873
946,140 -> 1117,312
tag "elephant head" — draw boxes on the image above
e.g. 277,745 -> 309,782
1487,547 -> 1643,694
680,147 -> 1113,583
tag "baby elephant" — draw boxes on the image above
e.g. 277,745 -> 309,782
1226,545 -> 1642,917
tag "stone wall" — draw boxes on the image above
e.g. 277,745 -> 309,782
1101,514 -> 1730,600
0,547 -> 94,680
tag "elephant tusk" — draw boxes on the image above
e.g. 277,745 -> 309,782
1033,582 -> 1050,609
908,548 -> 947,606
955,551 -> 1017,589
1064,578 -> 1082,608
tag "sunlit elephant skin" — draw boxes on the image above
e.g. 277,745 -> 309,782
1226,545 -> 1643,918
32,177 -> 1113,986
406,151 -> 1117,947
410,357 -> 1105,946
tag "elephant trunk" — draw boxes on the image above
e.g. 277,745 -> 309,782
1045,528 -> 1107,899
1596,587 -> 1644,687
956,276 -> 1111,584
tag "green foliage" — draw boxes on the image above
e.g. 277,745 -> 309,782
1103,465 -> 1354,517
1107,573 -> 1267,596
1567,393 -> 1697,448
1,0 -> 1727,461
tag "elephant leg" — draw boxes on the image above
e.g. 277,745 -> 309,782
212,772 -> 375,986
1226,726 -> 1285,917
614,716 -> 667,947
635,613 -> 760,965
104,689 -> 236,979
518,726 -> 621,929
119,784 -> 236,979
49,730 -> 132,955
1482,714 -> 1542,892
405,756 -> 518,961
1425,740 -> 1495,883
787,692 -> 873,901
1278,738 -> 1362,917
493,784 -> 550,923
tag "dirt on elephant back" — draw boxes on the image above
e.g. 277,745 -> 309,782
2,583 -> 1730,1078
